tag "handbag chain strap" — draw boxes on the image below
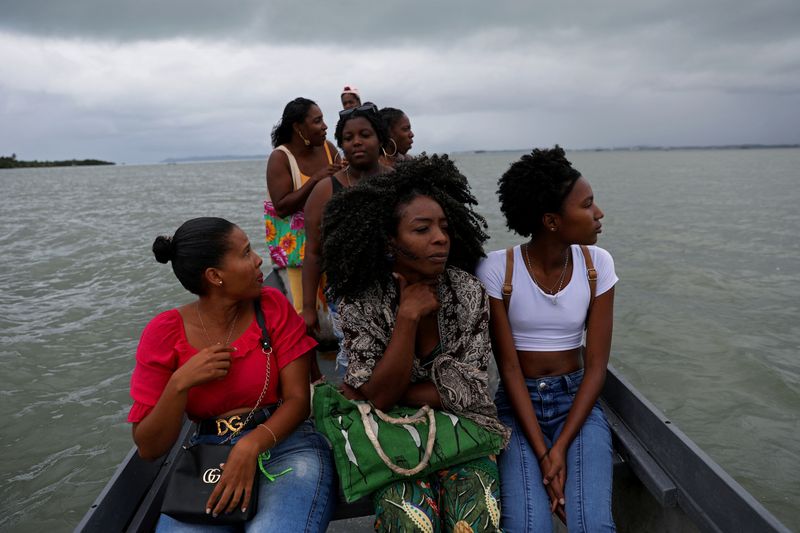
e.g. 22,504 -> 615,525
357,403 -> 437,476
218,298 -> 273,445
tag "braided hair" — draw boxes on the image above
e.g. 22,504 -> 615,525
321,154 -> 488,300
497,145 -> 582,237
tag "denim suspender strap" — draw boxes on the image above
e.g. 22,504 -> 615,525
580,245 -> 597,325
502,247 -> 514,311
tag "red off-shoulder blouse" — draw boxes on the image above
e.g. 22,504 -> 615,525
128,287 -> 316,422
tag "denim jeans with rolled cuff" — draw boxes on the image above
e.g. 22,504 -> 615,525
156,419 -> 335,533
495,368 -> 616,533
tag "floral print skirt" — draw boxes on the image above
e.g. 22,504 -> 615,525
373,456 -> 502,533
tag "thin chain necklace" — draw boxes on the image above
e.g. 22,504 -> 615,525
345,163 -> 383,187
524,243 -> 570,305
196,302 -> 240,346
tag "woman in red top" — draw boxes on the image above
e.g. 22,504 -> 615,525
129,217 -> 335,532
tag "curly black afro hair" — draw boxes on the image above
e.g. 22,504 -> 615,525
497,145 -> 582,237
321,153 -> 488,300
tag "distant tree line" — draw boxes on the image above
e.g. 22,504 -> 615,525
1,154 -> 114,168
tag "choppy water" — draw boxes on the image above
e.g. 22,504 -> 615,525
1,149 -> 798,531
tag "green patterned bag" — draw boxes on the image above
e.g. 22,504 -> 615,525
312,383 -> 504,502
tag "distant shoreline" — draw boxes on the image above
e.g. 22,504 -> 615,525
161,154 -> 266,164
574,143 -> 800,152
160,144 -> 800,164
463,143 -> 800,155
1,156 -> 114,169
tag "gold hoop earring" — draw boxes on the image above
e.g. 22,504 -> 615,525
295,128 -> 311,147
385,138 -> 398,157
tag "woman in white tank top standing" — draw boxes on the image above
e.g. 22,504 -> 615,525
476,146 -> 618,532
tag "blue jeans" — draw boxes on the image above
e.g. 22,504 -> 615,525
495,369 -> 615,533
156,419 -> 335,533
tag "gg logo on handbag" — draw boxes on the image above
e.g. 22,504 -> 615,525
202,468 -> 221,484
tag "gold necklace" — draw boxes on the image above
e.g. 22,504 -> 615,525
344,166 -> 353,187
196,303 -> 240,346
523,243 -> 570,305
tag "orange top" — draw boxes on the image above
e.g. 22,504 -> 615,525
299,143 -> 334,184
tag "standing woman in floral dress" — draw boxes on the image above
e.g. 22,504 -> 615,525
265,97 -> 340,312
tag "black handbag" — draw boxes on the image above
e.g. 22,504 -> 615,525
160,298 -> 273,524
161,443 -> 258,524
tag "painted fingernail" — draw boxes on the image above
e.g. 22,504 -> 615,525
212,512 -> 218,518
205,508 -> 211,514
560,498 -> 565,505
241,507 -> 247,513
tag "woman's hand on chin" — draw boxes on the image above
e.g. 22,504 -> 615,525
395,273 -> 440,322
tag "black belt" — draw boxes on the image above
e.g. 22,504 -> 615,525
197,404 -> 279,436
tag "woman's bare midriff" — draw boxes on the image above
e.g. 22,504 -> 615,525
518,347 -> 582,379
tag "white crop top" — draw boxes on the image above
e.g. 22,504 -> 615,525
476,245 -> 618,351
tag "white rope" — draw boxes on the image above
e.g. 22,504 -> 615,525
357,403 -> 436,476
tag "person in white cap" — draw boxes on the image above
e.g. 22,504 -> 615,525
340,85 -> 361,110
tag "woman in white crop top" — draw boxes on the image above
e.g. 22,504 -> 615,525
476,146 -> 617,532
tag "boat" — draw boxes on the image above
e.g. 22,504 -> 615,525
76,271 -> 791,533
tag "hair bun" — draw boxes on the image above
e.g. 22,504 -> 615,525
152,235 -> 174,264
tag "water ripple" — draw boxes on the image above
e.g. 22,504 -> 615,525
1,152 -> 798,530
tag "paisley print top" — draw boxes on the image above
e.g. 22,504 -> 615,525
340,266 -> 510,445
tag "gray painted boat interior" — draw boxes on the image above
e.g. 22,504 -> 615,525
75,270 -> 791,533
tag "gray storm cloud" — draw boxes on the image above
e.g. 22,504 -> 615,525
1,0 -> 798,163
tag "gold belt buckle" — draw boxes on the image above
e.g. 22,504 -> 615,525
215,414 -> 244,436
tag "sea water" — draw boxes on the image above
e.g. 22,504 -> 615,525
0,148 -> 797,530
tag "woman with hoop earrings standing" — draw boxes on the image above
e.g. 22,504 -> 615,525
265,97 -> 341,313
378,107 -> 414,168
476,146 -> 617,532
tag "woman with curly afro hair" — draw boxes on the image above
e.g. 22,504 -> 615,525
476,146 -> 617,531
320,154 -> 509,532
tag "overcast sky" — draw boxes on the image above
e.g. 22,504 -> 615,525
1,0 -> 798,163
